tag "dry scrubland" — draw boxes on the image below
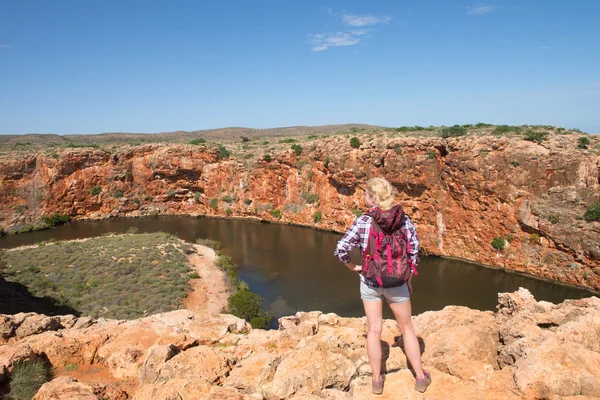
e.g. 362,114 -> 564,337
0,232 -> 195,319
1,123 -> 598,160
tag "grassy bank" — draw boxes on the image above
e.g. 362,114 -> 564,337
0,233 -> 196,319
197,238 -> 273,329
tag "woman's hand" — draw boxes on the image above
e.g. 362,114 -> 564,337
347,264 -> 362,272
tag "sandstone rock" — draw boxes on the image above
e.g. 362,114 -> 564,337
155,346 -> 231,384
32,377 -> 98,400
15,315 -> 62,339
414,306 -> 499,380
139,344 -> 179,384
0,343 -> 36,382
223,353 -> 281,395
270,343 -> 357,398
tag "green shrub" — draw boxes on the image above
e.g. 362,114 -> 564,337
263,154 -> 272,162
217,145 -> 231,160
547,214 -> 560,224
324,157 -> 331,168
578,137 -> 591,149
511,160 -> 520,167
313,210 -> 322,223
291,144 -> 302,156
189,138 -> 206,145
196,238 -> 222,250
194,192 -> 201,202
90,186 -> 101,195
426,149 -> 436,159
584,202 -> 600,222
221,195 -> 234,203
302,192 -> 319,204
491,237 -> 506,251
279,138 -> 297,144
216,253 -> 238,283
226,289 -> 273,329
114,190 -> 124,198
475,122 -> 493,128
493,125 -> 513,134
440,125 -> 467,138
350,137 -> 360,148
210,198 -> 218,210
351,209 -> 364,217
144,194 -> 153,201
64,363 -> 78,371
244,198 -> 252,205
393,145 -> 402,154
41,213 -> 70,227
529,233 -> 541,242
270,209 -> 282,219
225,209 -> 233,216
524,130 -> 549,144
7,359 -> 52,400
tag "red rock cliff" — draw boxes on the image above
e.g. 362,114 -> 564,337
1,134 -> 599,290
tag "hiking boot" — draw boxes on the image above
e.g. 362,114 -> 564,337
415,370 -> 431,393
372,376 -> 384,395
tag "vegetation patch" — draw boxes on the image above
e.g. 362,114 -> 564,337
4,359 -> 52,400
577,137 -> 590,149
523,130 -> 549,144
189,138 -> 206,145
313,210 -> 322,223
440,125 -> 468,138
584,202 -> 600,222
216,145 -> 231,160
270,209 -> 282,219
89,186 -> 102,196
491,237 -> 506,251
351,209 -> 364,217
350,137 -> 361,148
301,191 -> 319,204
291,144 -> 302,156
41,213 -> 71,227
0,233 -> 194,319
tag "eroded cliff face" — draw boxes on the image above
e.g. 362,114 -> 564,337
1,133 -> 599,290
1,289 -> 599,399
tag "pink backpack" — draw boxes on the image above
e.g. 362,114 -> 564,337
361,205 -> 418,287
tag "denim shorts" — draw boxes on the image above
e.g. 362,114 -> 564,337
360,280 -> 410,304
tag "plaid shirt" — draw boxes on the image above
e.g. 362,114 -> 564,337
334,213 -> 420,284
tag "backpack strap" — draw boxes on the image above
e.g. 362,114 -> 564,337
386,237 -> 393,274
393,235 -> 402,274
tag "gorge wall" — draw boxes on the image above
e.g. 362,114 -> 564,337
1,133 -> 599,290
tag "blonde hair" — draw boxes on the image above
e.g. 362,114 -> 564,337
366,177 -> 395,210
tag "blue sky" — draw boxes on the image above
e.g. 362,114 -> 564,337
1,0 -> 599,134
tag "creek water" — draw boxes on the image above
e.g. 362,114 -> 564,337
0,216 -> 596,323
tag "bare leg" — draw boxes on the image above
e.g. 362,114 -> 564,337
363,299 -> 384,382
389,299 -> 425,380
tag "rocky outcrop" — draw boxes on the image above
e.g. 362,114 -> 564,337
1,133 -> 599,290
0,289 -> 599,399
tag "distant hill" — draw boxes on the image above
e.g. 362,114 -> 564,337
0,124 -> 383,149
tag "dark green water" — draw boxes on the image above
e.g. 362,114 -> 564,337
0,216 -> 596,321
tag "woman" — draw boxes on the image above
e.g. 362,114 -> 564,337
334,177 -> 431,394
